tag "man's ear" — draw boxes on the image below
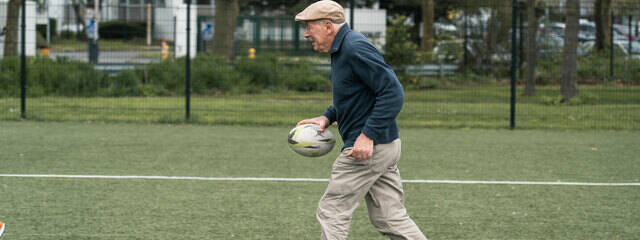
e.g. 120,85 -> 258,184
324,21 -> 334,34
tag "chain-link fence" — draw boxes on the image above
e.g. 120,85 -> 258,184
1,0 -> 639,129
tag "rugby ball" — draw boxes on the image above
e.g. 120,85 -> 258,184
288,124 -> 335,157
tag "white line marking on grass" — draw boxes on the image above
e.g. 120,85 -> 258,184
1,174 -> 639,186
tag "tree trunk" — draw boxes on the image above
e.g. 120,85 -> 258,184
3,0 -> 21,56
210,0 -> 238,60
524,0 -> 536,96
71,0 -> 87,32
487,2 -> 511,75
595,0 -> 612,53
421,0 -> 434,52
561,0 -> 579,101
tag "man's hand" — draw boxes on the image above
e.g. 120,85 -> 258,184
346,133 -> 373,161
297,116 -> 330,132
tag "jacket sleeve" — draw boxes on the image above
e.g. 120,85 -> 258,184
349,39 -> 404,140
323,105 -> 337,125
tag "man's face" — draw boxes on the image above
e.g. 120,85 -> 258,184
303,20 -> 333,53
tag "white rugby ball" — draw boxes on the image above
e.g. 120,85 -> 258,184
288,124 -> 335,157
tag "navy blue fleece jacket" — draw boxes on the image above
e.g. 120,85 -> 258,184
322,24 -> 404,149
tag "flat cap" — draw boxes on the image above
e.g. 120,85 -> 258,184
295,0 -> 345,23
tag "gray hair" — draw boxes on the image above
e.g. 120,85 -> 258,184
313,19 -> 345,30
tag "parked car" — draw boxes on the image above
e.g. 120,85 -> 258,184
434,22 -> 458,35
538,19 -> 630,43
539,22 -> 565,38
613,24 -> 637,42
578,19 -> 596,42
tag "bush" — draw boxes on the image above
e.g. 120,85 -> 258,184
144,58 -> 185,94
58,30 -> 77,40
99,21 -> 146,39
578,55 -> 640,84
0,55 -> 333,97
32,58 -> 106,96
234,55 -> 282,91
139,84 -> 170,97
534,54 -> 640,85
0,57 -> 106,97
0,57 -> 21,96
279,60 -> 330,92
191,55 -> 246,94
384,15 -> 418,69
101,70 -> 142,96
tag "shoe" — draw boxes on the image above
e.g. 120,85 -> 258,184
0,221 -> 4,239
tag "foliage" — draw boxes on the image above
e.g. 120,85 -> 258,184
99,21 -> 146,39
578,55 -> 640,84
0,57 -> 106,97
100,70 -> 143,97
433,39 -> 464,64
191,55 -> 247,95
144,58 -> 186,94
279,60 -> 330,92
234,55 -> 282,92
408,73 -> 498,90
0,55 -> 330,97
58,30 -> 79,40
535,54 -> 640,84
384,14 -> 418,68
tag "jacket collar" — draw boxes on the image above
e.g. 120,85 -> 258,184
330,23 -> 350,54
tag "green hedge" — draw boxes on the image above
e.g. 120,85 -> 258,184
0,55 -> 330,97
1,57 -> 107,97
533,54 -> 640,85
99,21 -> 146,39
6,54 -> 637,97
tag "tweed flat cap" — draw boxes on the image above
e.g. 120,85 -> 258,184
295,0 -> 345,23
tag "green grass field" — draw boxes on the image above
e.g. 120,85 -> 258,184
1,121 -> 639,239
2,86 -> 640,130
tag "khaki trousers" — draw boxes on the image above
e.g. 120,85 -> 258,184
317,139 -> 427,240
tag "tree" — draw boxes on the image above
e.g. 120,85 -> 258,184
485,0 -> 511,74
385,14 -> 418,86
421,0 -> 434,52
71,0 -> 87,35
3,0 -> 21,56
210,0 -> 239,60
561,0 -> 579,101
524,0 -> 536,96
594,0 -> 612,53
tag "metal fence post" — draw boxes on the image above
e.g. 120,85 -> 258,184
255,17 -> 261,53
510,0 -> 518,129
186,0 -> 191,120
463,9 -> 468,72
629,15 -> 633,59
610,11 -> 614,78
20,0 -> 26,118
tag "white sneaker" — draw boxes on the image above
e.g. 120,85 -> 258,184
0,221 -> 5,239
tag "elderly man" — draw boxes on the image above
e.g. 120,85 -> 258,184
295,1 -> 428,240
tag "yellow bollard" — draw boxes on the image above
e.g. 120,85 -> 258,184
249,48 -> 256,59
41,48 -> 49,58
161,39 -> 170,60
